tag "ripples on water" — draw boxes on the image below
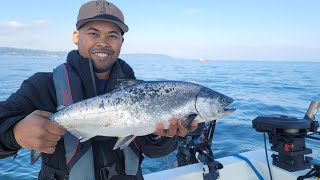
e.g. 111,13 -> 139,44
0,56 -> 319,178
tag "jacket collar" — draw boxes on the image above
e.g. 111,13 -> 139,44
65,50 -> 128,98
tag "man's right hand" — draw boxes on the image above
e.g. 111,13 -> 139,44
13,110 -> 66,154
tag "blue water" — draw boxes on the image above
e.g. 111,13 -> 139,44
0,56 -> 319,179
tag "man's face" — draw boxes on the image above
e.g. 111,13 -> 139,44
74,21 -> 123,74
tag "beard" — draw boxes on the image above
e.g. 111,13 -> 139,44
92,64 -> 113,73
88,47 -> 117,74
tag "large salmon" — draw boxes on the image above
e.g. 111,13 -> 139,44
31,80 -> 235,163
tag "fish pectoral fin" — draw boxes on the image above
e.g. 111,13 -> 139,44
182,113 -> 198,128
30,150 -> 41,165
68,129 -> 94,143
113,135 -> 137,150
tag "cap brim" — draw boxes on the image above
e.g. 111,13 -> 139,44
77,18 -> 128,33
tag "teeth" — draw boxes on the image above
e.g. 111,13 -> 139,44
94,53 -> 109,58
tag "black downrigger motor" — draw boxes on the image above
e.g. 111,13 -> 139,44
252,101 -> 320,173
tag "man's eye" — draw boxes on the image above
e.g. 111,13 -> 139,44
109,34 -> 119,39
88,32 -> 98,36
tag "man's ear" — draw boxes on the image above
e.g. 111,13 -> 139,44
73,30 -> 79,45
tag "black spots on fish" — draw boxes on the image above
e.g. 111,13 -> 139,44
99,100 -> 105,109
104,98 -> 111,104
164,87 -> 175,94
112,97 -> 123,106
104,123 -> 111,127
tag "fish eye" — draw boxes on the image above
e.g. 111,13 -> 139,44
219,98 -> 226,104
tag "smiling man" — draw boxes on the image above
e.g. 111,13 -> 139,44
74,21 -> 123,79
0,1 -> 198,180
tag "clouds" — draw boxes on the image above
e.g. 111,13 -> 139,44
2,21 -> 27,28
0,20 -> 48,29
0,19 -> 75,51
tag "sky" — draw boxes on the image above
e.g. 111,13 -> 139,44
0,0 -> 319,61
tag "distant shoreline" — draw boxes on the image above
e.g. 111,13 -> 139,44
0,47 -> 67,57
0,47 -> 175,60
0,47 -> 319,62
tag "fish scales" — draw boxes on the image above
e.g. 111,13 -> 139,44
51,81 -> 235,138
31,80 -> 235,164
52,81 -> 202,137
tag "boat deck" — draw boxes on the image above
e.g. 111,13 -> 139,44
144,149 -> 317,180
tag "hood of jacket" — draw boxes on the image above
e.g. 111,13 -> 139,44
65,50 -> 135,99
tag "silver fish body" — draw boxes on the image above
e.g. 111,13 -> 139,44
31,80 -> 235,164
51,80 -> 234,141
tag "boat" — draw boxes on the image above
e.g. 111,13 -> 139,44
200,58 -> 209,62
144,149 -> 319,180
144,101 -> 320,180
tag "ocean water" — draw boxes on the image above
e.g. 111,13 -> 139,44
0,56 -> 319,179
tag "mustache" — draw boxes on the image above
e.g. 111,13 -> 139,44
89,48 -> 113,54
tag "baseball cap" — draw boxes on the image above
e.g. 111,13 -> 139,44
76,0 -> 129,33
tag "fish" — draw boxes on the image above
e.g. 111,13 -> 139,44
31,80 -> 235,164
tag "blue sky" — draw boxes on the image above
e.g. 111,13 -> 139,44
0,0 -> 319,60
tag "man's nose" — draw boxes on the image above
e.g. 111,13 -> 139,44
97,37 -> 111,47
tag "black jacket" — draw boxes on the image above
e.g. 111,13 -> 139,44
0,50 -> 178,179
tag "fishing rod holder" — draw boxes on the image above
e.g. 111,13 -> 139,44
196,151 -> 223,180
176,121 -> 223,179
176,122 -> 216,166
252,101 -> 320,172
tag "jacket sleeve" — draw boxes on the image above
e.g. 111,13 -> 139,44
134,135 -> 178,158
0,73 -> 55,159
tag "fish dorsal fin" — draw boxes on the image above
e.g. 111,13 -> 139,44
113,135 -> 136,150
114,79 -> 143,90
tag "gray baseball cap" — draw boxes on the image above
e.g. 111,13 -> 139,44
76,0 -> 129,33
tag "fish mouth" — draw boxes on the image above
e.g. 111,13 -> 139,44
219,96 -> 235,114
219,103 -> 236,115
222,108 -> 236,114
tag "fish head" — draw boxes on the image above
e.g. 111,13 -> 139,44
195,87 -> 235,122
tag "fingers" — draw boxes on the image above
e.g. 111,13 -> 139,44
153,119 -> 179,137
34,138 -> 58,154
37,109 -> 65,136
154,123 -> 165,136
176,119 -> 188,137
153,118 -> 199,138
41,147 -> 57,154
41,130 -> 64,142
188,120 -> 199,132
33,137 -> 60,154
166,119 -> 178,137
44,121 -> 66,136
33,110 -> 53,118
169,118 -> 198,137
13,110 -> 64,154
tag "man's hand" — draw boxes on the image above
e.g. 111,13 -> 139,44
154,118 -> 198,137
13,110 -> 66,154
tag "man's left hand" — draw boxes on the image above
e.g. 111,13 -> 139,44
154,118 -> 198,137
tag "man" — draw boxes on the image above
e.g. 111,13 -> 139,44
0,1 -> 198,180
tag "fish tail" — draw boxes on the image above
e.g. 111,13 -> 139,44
30,150 -> 41,165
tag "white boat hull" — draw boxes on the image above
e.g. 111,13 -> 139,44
144,149 -> 317,180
